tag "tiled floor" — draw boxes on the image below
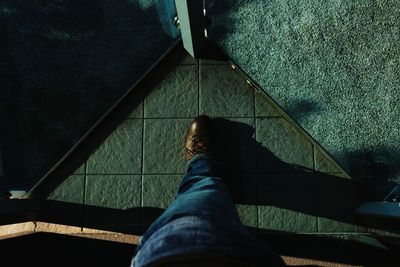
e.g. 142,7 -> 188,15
36,45 -> 368,236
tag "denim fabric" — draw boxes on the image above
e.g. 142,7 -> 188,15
132,155 -> 284,267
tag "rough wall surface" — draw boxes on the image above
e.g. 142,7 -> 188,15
208,0 -> 400,186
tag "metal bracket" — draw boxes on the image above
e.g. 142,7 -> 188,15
9,190 -> 27,199
174,0 -> 206,58
384,184 -> 400,202
356,185 -> 400,231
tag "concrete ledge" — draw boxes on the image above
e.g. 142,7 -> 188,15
1,221 -> 139,244
283,256 -> 362,267
0,222 -> 35,240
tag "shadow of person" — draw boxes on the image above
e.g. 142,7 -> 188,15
212,118 -> 370,227
0,20 -> 26,194
1,0 -> 179,196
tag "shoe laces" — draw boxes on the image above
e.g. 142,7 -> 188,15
186,134 -> 209,156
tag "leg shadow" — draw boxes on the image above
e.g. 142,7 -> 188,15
212,118 -> 370,228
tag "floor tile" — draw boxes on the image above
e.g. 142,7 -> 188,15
85,175 -> 141,209
40,44 -> 371,236
256,118 -> 314,172
47,175 -> 85,204
144,66 -> 198,118
258,173 -> 317,233
84,174 -> 141,234
142,175 -> 181,208
230,174 -> 258,205
111,100 -> 143,119
143,119 -> 191,174
213,118 -> 256,174
162,45 -> 198,66
86,119 -> 142,174
236,204 -> 258,227
317,217 -> 362,233
316,173 -> 367,233
56,146 -> 86,175
125,102 -> 143,119
108,86 -> 145,119
200,65 -> 254,117
257,174 -> 316,213
255,90 -> 282,117
199,58 -> 229,65
314,146 -> 343,174
179,54 -> 198,65
73,163 -> 86,175
46,175 -> 85,227
258,206 -> 318,233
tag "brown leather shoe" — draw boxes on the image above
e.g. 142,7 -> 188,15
185,115 -> 213,161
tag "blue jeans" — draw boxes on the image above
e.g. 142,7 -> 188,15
132,155 -> 284,267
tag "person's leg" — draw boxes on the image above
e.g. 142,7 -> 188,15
137,153 -> 241,250
134,115 -> 284,266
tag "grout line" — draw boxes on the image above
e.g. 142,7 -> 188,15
142,173 -> 186,176
244,172 -> 315,176
314,161 -> 319,233
90,170 -> 341,176
253,93 -> 260,228
254,98 -> 258,164
84,173 -> 186,176
85,173 -> 144,176
252,87 -> 256,119
200,63 -> 230,66
255,115 -> 283,119
83,160 -> 87,205
140,116 -> 283,120
306,231 -> 372,235
82,160 -> 87,232
143,117 -> 197,120
141,174 -> 144,208
312,144 -> 316,171
256,206 -> 259,229
256,175 -> 260,229
141,102 -> 145,207
140,98 -> 145,234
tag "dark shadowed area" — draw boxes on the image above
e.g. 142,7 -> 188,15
0,0 -> 179,194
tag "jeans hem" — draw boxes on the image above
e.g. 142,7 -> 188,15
185,154 -> 210,173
